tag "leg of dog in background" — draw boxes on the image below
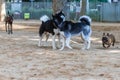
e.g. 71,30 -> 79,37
5,21 -> 8,32
5,11 -> 13,34
112,35 -> 115,46
8,22 -> 13,34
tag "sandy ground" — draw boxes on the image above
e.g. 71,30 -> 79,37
0,20 -> 120,80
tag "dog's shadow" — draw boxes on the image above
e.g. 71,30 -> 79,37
37,46 -> 52,49
96,46 -> 119,50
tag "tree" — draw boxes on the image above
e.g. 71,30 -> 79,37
52,0 -> 70,19
52,0 -> 67,14
80,0 -> 87,16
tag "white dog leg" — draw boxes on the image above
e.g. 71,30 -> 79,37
59,35 -> 65,50
82,37 -> 91,50
82,41 -> 87,50
81,33 -> 87,50
38,36 -> 42,47
66,37 -> 72,49
57,34 -> 61,48
86,39 -> 91,50
52,35 -> 56,50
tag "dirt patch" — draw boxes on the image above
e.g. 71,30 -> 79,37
0,20 -> 120,80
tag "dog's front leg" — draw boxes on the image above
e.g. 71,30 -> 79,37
10,24 -> 13,34
5,22 -> 7,32
38,36 -> 42,47
52,35 -> 56,50
59,35 -> 65,50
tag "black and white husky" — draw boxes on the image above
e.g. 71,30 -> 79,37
53,15 -> 92,50
38,11 -> 65,49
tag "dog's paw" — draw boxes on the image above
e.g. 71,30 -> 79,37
59,48 -> 64,51
38,44 -> 41,47
68,46 -> 73,49
81,47 -> 86,50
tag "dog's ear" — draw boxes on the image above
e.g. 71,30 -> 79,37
59,10 -> 62,14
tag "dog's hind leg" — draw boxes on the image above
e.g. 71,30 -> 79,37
56,34 -> 62,49
66,37 -> 72,49
5,22 -> 8,32
82,38 -> 91,50
45,32 -> 50,42
81,32 -> 91,50
52,35 -> 57,50
10,23 -> 13,34
8,24 -> 10,34
112,37 -> 115,46
82,40 -> 87,50
86,38 -> 91,49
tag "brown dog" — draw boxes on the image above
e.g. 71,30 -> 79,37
102,33 -> 115,48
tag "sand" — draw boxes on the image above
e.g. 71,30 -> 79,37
0,20 -> 119,80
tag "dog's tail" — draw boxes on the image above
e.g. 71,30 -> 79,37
79,15 -> 92,26
40,15 -> 50,22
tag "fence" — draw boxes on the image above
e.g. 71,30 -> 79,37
5,2 -> 53,20
100,2 -> 120,22
5,1 -> 120,22
88,1 -> 120,22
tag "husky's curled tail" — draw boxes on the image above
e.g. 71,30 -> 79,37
79,15 -> 92,26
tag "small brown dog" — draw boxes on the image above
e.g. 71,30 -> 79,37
102,33 -> 115,48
